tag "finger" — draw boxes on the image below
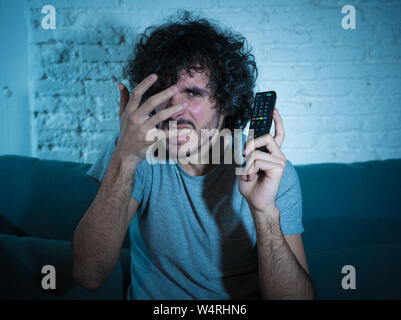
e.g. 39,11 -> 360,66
126,74 -> 158,113
273,108 -> 285,148
241,173 -> 257,182
254,159 -> 285,174
143,103 -> 188,129
243,149 -> 285,175
136,85 -> 179,119
143,127 -> 167,144
244,134 -> 284,158
243,158 -> 259,176
243,150 -> 257,175
252,150 -> 286,168
119,82 -> 130,122
245,159 -> 284,177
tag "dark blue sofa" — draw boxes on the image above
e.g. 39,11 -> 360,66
0,155 -> 400,299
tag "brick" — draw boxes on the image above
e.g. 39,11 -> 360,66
34,80 -> 84,96
29,0 -> 120,9
30,7 -> 80,28
84,80 -> 116,97
360,113 -> 401,131
391,23 -> 401,41
268,7 -> 339,28
368,41 -> 401,60
82,117 -> 119,131
382,130 -> 401,148
33,96 -> 93,113
316,62 -> 401,79
282,95 -> 401,116
78,44 -> 131,62
264,44 -> 365,62
328,24 -> 376,43
202,9 -> 267,32
218,0 -> 265,8
283,132 -> 319,149
35,113 -> 77,129
122,0 -> 213,10
42,61 -> 124,81
363,5 -> 401,25
78,44 -> 111,61
284,115 -> 364,134
374,148 -> 401,161
258,64 -> 316,81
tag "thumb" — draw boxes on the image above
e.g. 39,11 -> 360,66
119,82 -> 130,122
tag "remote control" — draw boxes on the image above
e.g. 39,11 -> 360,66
249,91 -> 276,153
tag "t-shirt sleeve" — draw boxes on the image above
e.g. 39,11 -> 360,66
275,159 -> 304,235
86,130 -> 145,204
86,131 -> 119,183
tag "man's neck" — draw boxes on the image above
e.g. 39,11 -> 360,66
178,162 -> 217,176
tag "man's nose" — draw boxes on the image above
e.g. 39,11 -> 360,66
169,91 -> 183,107
168,92 -> 186,119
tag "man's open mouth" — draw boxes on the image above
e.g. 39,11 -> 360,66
164,123 -> 193,130
176,125 -> 192,130
163,125 -> 192,143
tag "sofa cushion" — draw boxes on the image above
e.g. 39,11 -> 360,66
0,155 -> 96,241
296,158 -> 401,253
295,159 -> 401,221
0,233 -> 130,299
0,155 -> 130,249
303,218 -> 401,252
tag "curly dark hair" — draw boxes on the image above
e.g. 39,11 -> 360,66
125,10 -> 258,131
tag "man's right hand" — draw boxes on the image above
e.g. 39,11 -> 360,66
115,74 -> 188,165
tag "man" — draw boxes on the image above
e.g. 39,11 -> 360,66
72,11 -> 315,299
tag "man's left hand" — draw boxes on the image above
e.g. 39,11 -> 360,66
238,108 -> 287,219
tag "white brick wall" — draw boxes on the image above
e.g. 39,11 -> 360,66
26,0 -> 401,164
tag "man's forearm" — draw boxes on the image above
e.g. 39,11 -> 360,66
252,208 -> 315,300
72,152 -> 138,289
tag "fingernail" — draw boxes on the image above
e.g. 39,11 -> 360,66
150,74 -> 157,81
171,86 -> 178,93
180,102 -> 188,109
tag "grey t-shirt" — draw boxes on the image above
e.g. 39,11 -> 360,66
87,132 -> 304,299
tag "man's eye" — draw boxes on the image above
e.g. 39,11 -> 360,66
188,91 -> 201,97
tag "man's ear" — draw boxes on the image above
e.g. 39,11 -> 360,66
218,108 -> 230,119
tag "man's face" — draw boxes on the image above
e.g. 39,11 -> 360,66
156,68 -> 225,159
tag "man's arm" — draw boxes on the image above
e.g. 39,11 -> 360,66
72,152 -> 139,290
72,75 -> 187,290
239,109 -> 314,299
285,233 -> 309,274
252,207 -> 315,300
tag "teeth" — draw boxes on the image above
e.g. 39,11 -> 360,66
178,129 -> 191,135
165,128 -> 191,141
